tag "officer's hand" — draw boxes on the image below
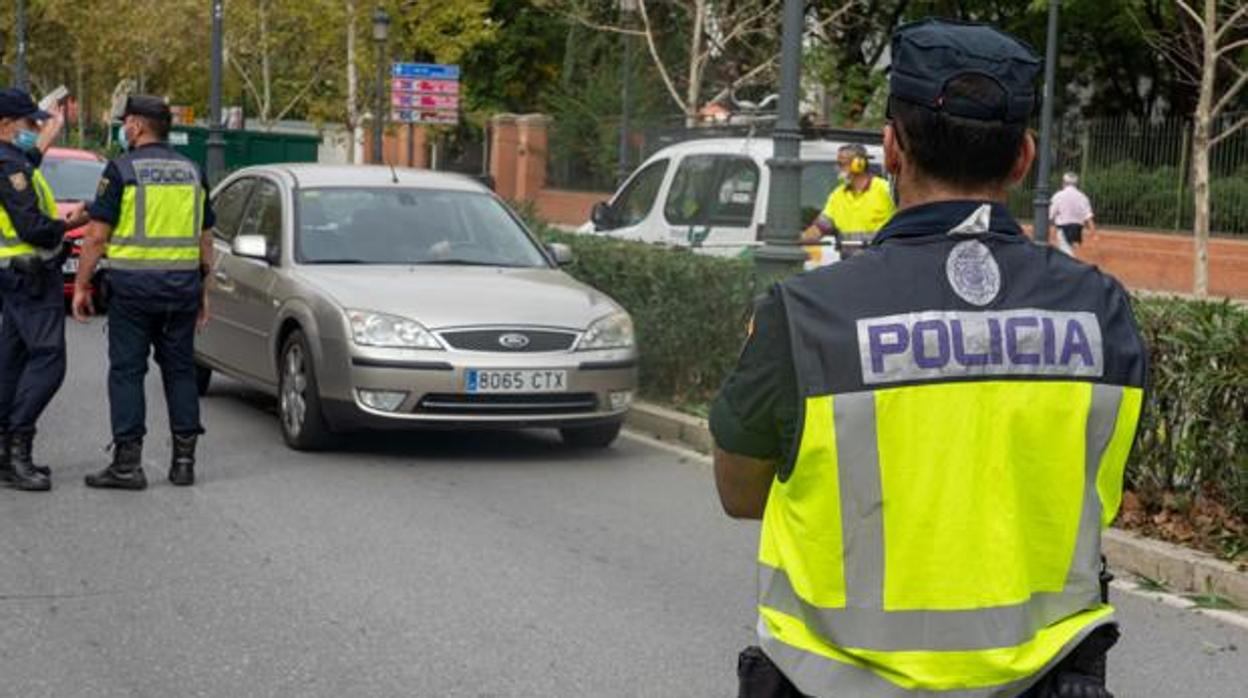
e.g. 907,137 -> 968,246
197,295 -> 211,332
71,287 -> 94,323
65,202 -> 90,229
41,104 -> 66,139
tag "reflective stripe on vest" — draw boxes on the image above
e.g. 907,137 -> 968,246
0,168 -> 60,264
107,156 -> 203,271
761,276 -> 1145,694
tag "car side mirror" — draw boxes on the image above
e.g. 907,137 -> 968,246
547,242 -> 575,266
590,201 -> 614,230
232,234 -> 269,261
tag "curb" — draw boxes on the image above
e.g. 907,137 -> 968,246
626,400 -> 1248,610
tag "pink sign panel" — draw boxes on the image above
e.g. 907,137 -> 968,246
392,93 -> 460,109
391,78 -> 460,95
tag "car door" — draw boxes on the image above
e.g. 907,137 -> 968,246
197,176 -> 255,369
661,155 -> 760,256
216,177 -> 285,386
594,158 -> 670,243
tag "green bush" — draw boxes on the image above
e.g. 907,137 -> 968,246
529,220 -> 1247,521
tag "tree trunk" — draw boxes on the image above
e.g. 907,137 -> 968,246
260,0 -> 273,126
74,56 -> 85,145
684,0 -> 707,128
345,0 -> 363,164
1191,0 -> 1217,299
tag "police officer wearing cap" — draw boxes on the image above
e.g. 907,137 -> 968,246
714,20 -> 1145,698
0,88 -> 88,492
72,95 -> 215,490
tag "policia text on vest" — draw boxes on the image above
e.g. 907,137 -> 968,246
711,20 -> 1145,698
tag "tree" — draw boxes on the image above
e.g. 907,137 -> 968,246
1142,0 -> 1248,297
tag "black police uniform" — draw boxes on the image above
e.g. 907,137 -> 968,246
0,92 -> 67,492
714,19 -> 1145,698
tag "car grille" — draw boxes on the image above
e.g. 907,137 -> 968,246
416,393 -> 599,416
439,329 -> 577,353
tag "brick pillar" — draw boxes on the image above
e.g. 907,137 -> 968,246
410,126 -> 429,168
515,114 -> 551,203
489,114 -> 520,200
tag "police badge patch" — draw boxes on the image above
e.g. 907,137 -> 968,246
96,177 -> 110,199
8,171 -> 28,191
946,239 -> 1001,306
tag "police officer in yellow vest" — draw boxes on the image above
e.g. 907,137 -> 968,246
712,20 -> 1145,698
72,95 -> 216,490
0,88 -> 88,492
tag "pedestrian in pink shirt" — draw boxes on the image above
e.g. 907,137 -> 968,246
1049,172 -> 1096,255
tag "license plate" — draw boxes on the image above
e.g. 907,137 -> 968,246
466,369 -> 567,393
62,257 -> 78,274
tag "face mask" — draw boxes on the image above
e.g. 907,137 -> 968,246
117,124 -> 130,151
14,129 -> 39,152
837,169 -> 849,184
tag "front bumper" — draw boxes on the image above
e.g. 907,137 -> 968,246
316,338 -> 638,431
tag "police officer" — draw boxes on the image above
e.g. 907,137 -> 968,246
72,95 -> 215,490
0,89 -> 87,492
713,20 -> 1145,698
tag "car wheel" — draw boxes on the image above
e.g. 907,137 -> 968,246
195,363 -> 212,396
279,331 -> 333,451
560,421 -> 623,449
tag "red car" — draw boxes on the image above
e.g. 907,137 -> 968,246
39,146 -> 108,304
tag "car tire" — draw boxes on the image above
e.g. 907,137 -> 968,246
278,330 -> 334,451
560,421 -> 623,449
195,363 -> 212,396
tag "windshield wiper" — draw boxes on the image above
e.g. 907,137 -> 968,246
307,258 -> 368,264
410,259 -> 528,267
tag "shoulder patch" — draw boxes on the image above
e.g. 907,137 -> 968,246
8,171 -> 27,192
97,177 -> 111,198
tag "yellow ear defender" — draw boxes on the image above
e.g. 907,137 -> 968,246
849,155 -> 868,175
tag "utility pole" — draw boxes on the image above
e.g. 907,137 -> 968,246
753,0 -> 808,277
372,7 -> 391,165
15,0 -> 28,91
1031,0 -> 1060,246
206,0 -> 227,186
617,0 -> 637,185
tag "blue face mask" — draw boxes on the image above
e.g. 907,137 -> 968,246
13,129 -> 38,152
116,124 -> 129,151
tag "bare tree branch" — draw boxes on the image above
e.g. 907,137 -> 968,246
228,52 -> 266,121
637,0 -> 689,114
1214,2 -> 1248,42
1210,113 -> 1248,146
564,13 -> 647,37
1215,37 -> 1248,57
272,60 -> 328,124
707,54 -> 781,105
1173,0 -> 1208,29
1211,65 -> 1248,117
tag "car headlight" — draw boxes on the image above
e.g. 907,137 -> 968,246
347,310 -> 443,349
577,311 -> 634,350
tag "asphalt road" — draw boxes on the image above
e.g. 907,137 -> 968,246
1,322 -> 1245,697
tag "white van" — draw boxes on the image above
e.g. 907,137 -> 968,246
579,137 -> 886,257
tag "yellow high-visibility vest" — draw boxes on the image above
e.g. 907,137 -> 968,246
107,149 -> 204,271
0,168 -> 60,263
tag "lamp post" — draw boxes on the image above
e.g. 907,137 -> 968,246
15,0 -> 28,91
617,0 -> 638,184
754,0 -> 808,277
1031,0 -> 1060,246
372,6 -> 391,165
206,0 -> 226,186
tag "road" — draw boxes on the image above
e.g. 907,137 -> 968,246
1,322 -> 1245,697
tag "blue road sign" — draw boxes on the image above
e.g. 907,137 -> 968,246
391,63 -> 460,80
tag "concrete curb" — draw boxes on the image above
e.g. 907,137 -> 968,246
626,400 -> 1248,609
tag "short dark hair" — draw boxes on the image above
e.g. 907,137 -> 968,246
136,113 -> 171,141
888,74 -> 1027,189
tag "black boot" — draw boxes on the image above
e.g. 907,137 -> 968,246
84,439 -> 147,490
168,435 -> 196,486
0,429 -> 49,480
5,432 -> 51,492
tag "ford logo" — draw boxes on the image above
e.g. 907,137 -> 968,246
498,333 -> 530,350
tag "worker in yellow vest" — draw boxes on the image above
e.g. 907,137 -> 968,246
712,20 -> 1145,698
801,143 -> 894,263
0,88 -> 88,492
72,95 -> 216,490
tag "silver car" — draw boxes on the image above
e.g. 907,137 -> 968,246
194,165 -> 638,450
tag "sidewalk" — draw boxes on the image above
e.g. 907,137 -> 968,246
625,401 -> 1248,609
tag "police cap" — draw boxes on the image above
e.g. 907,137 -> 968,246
123,94 -> 172,123
0,88 -> 51,121
889,19 -> 1041,123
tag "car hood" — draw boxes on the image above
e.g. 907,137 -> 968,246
294,264 -> 622,330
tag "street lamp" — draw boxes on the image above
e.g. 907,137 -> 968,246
754,0 -> 808,277
206,0 -> 226,186
15,0 -> 28,90
1031,0 -> 1060,246
372,6 -> 391,165
617,0 -> 638,184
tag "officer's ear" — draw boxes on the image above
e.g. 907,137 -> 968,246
1009,131 -> 1036,187
883,123 -> 904,176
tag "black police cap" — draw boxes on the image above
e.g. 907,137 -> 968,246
0,88 -> 51,121
123,94 -> 172,123
890,19 -> 1041,123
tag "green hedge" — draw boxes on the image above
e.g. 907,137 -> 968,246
534,222 -> 1247,520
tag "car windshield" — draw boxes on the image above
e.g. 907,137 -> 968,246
297,187 -> 549,267
40,156 -> 106,202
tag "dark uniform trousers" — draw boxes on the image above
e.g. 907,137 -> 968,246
0,264 -> 66,434
108,297 -> 201,442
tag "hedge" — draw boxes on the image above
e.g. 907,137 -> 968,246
533,221 -> 1247,521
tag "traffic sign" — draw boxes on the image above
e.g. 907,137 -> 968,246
392,78 -> 459,95
392,93 -> 459,109
391,63 -> 460,80
392,109 -> 458,125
